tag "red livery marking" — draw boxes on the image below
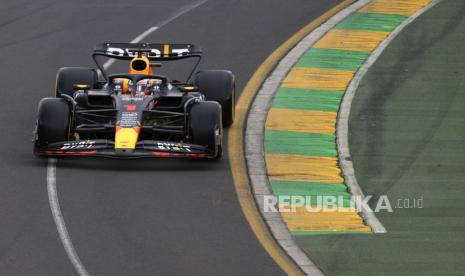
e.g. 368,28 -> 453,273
152,152 -> 171,157
124,105 -> 137,111
151,151 -> 212,158
43,150 -> 96,156
41,150 -> 211,158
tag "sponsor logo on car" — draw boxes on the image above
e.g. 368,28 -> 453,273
60,141 -> 95,150
156,142 -> 191,152
106,47 -> 189,58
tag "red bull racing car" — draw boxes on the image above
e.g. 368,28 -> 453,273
33,43 -> 235,159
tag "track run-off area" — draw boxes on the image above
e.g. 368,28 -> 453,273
243,0 -> 460,274
259,0 -> 437,238
293,0 -> 465,274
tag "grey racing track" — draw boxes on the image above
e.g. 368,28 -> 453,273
0,0 -> 340,275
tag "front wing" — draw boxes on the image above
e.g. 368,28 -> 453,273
37,139 -> 215,159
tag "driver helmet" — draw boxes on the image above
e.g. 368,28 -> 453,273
113,78 -> 132,94
136,79 -> 159,95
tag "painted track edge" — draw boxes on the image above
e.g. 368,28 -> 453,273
236,0 -> 368,275
336,0 -> 442,234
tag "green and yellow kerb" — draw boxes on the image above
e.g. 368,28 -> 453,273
264,0 -> 432,235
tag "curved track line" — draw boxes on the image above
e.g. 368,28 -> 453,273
337,0 -> 441,234
246,0 -> 374,272
47,158 -> 89,276
228,1 -> 358,275
46,1 -> 209,274
101,0 -> 208,70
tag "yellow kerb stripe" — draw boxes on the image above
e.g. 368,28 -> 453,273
359,0 -> 431,15
266,153 -> 344,183
282,67 -> 354,91
266,108 -> 336,134
227,0 -> 362,272
280,207 -> 371,232
314,29 -> 389,52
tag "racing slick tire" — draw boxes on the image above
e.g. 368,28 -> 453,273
189,101 -> 223,159
55,67 -> 98,97
33,98 -> 71,155
193,70 -> 235,128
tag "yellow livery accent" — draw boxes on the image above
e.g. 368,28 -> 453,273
282,67 -> 354,91
130,56 -> 151,75
266,108 -> 337,134
163,44 -> 170,58
115,127 -> 140,149
313,29 -> 389,52
75,84 -> 89,89
265,153 -> 344,183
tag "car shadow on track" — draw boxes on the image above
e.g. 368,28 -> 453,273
48,157 -> 226,172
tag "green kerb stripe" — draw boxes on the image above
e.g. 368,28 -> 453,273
271,180 -> 348,191
276,194 -> 352,207
265,130 -> 336,157
296,48 -> 370,71
271,180 -> 353,207
336,12 -> 407,32
272,87 -> 343,112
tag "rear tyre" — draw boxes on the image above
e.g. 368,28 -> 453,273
55,67 -> 97,97
193,70 -> 235,128
33,98 -> 71,155
189,101 -> 223,159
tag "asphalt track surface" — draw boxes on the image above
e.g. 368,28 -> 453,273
0,0 -> 341,275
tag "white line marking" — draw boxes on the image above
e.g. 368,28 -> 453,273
102,0 -> 208,70
337,0 -> 441,234
47,0 -> 209,274
47,158 -> 89,276
246,0 -> 441,272
130,26 -> 159,44
245,1 -> 371,274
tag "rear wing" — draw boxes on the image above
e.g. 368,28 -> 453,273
92,43 -> 203,81
93,43 -> 202,60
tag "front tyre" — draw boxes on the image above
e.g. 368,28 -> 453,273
188,101 -> 223,159
33,98 -> 71,155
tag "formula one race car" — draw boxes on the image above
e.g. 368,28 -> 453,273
33,43 -> 235,159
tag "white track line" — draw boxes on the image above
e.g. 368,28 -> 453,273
47,1 -> 209,275
245,1 -> 371,274
102,0 -> 208,70
337,0 -> 441,234
47,158 -> 89,276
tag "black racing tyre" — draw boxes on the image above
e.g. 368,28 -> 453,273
55,67 -> 97,97
189,101 -> 223,159
33,98 -> 71,155
193,70 -> 235,128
